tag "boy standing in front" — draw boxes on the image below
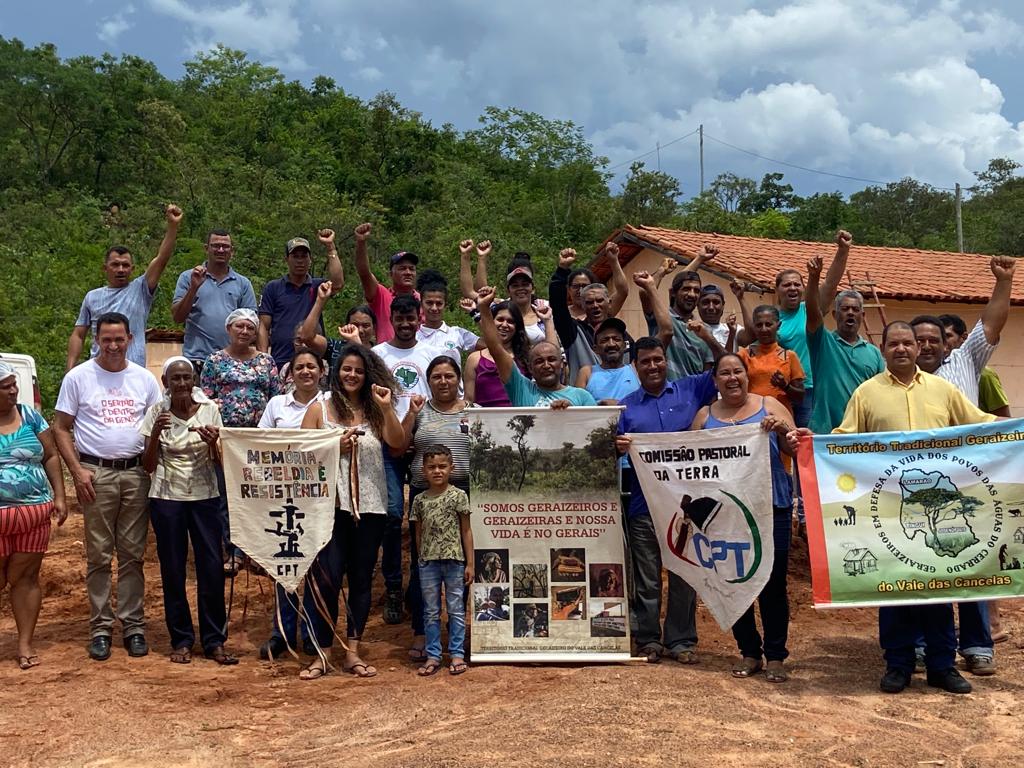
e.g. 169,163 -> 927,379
411,445 -> 474,677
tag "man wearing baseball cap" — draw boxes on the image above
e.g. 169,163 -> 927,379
574,317 -> 639,404
352,222 -> 420,343
698,284 -> 741,353
257,230 -> 345,368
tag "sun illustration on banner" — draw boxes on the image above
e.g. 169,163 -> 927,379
837,473 -> 857,493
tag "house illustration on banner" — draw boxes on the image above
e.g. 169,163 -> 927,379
843,548 -> 878,576
1013,528 -> 1024,545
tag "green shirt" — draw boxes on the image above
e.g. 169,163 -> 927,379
411,486 -> 470,562
779,302 -> 813,388
808,326 -> 885,434
978,367 -> 1009,414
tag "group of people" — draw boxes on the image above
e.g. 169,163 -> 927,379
0,204 -> 1016,693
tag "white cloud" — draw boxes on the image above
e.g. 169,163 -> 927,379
98,5 -> 135,45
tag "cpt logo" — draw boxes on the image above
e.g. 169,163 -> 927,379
667,493 -> 763,583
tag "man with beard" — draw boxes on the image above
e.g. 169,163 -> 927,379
804,238 -> 885,434
574,318 -> 639,404
908,256 -> 1016,677
353,223 -> 420,344
615,336 -> 718,664
477,286 -> 596,407
790,321 -> 995,694
549,245 -> 634,385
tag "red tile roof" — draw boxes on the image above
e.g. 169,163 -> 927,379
594,226 -> 1024,306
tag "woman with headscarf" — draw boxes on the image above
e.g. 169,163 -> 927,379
0,361 -> 67,669
200,307 -> 282,574
299,343 -> 404,680
141,357 -> 236,665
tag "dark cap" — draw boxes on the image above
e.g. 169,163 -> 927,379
595,317 -> 627,337
285,237 -> 311,255
700,284 -> 724,297
390,251 -> 419,266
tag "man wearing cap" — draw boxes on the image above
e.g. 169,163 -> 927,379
171,228 -> 258,373
257,229 -> 345,369
352,222 -> 419,344
67,204 -> 183,371
574,317 -> 639,404
550,245 -> 635,385
52,312 -> 162,661
697,284 -> 741,353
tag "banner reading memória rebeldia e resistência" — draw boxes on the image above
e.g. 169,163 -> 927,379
220,428 -> 340,593
468,407 -> 630,663
628,422 -> 775,631
798,418 -> 1024,608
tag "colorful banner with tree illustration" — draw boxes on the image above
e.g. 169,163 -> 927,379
628,422 -> 775,630
220,428 -> 340,593
467,407 -> 630,662
798,419 -> 1024,608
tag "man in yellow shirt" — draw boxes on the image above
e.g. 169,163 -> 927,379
792,321 -> 995,694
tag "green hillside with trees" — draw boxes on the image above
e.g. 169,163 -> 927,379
2,38 -> 1022,405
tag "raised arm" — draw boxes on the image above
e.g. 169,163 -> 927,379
475,240 -> 492,291
730,280 -> 756,347
144,204 -> 183,292
477,286 -> 515,383
458,239 -> 477,299
805,254 -> 825,335
689,318 -> 727,362
605,243 -> 629,316
549,249 -> 580,349
318,228 -> 344,292
535,303 -> 559,348
982,256 -> 1017,344
298,281 -> 333,351
352,222 -> 378,302
372,384 -> 407,450
634,270 -> 673,347
172,265 -> 208,324
817,229 -> 853,309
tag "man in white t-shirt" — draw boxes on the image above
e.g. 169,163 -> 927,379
698,284 -> 741,353
53,312 -> 162,662
371,294 -> 459,623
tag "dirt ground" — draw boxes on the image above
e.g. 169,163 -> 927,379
2,511 -> 1024,768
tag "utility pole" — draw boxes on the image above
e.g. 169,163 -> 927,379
656,141 -> 661,171
955,183 -> 964,253
699,124 -> 705,194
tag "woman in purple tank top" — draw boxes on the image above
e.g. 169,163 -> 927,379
464,301 -> 530,407
690,353 -> 796,684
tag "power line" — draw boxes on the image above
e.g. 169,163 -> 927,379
702,132 -> 958,191
607,128 -> 699,171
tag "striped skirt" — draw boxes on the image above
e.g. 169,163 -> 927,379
0,501 -> 53,557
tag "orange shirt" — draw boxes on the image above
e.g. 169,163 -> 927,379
738,342 -> 805,417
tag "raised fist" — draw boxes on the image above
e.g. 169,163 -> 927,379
165,204 -> 183,225
371,384 -> 392,406
632,270 -> 655,290
807,255 -> 823,280
603,242 -> 620,261
698,244 -> 720,261
659,257 -> 678,276
991,256 -> 1016,281
476,240 -> 492,258
189,264 -> 208,291
476,285 -> 496,310
318,228 -> 336,246
835,229 -> 853,251
459,239 -> 475,257
317,281 -> 333,300
337,324 -> 361,345
558,248 -> 577,270
354,222 -> 372,241
729,279 -> 745,300
408,394 -> 426,415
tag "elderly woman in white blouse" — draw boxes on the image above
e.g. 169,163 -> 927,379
141,357 -> 236,666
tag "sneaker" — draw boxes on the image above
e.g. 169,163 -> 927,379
963,654 -> 996,676
880,667 -> 911,693
926,667 -> 972,694
383,588 -> 404,625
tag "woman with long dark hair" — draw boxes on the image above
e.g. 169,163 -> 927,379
299,343 -> 404,679
463,301 -> 531,407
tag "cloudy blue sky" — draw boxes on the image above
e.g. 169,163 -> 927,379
4,0 -> 1024,198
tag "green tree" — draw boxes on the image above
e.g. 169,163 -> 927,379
617,161 -> 681,225
709,172 -> 757,213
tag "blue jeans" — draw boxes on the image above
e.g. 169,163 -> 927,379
419,559 -> 467,660
382,453 -> 406,592
956,601 -> 993,657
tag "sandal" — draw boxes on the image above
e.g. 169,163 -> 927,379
169,647 -> 192,664
344,660 -> 378,678
991,630 -> 1010,645
299,658 -> 328,680
408,646 -> 428,663
204,646 -> 239,666
17,655 -> 40,670
223,555 -> 245,577
417,659 -> 442,677
670,650 -> 699,665
732,657 -> 763,678
449,659 -> 468,676
640,644 -> 661,664
765,660 -> 788,683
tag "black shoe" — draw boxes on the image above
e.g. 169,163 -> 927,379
880,667 -> 911,693
259,636 -> 287,660
124,634 -> 149,658
383,588 -> 404,625
88,635 -> 112,661
926,667 -> 972,694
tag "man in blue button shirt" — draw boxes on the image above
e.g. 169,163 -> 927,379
257,230 -> 346,369
615,336 -> 718,664
172,229 -> 258,372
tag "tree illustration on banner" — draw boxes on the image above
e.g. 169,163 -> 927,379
507,414 -> 536,492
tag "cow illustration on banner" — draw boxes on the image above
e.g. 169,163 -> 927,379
628,422 -> 774,630
467,406 -> 629,663
220,428 -> 340,593
798,419 -> 1024,608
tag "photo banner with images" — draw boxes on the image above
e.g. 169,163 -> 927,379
798,419 -> 1024,608
468,407 -> 630,663
628,422 -> 774,631
220,428 -> 340,593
